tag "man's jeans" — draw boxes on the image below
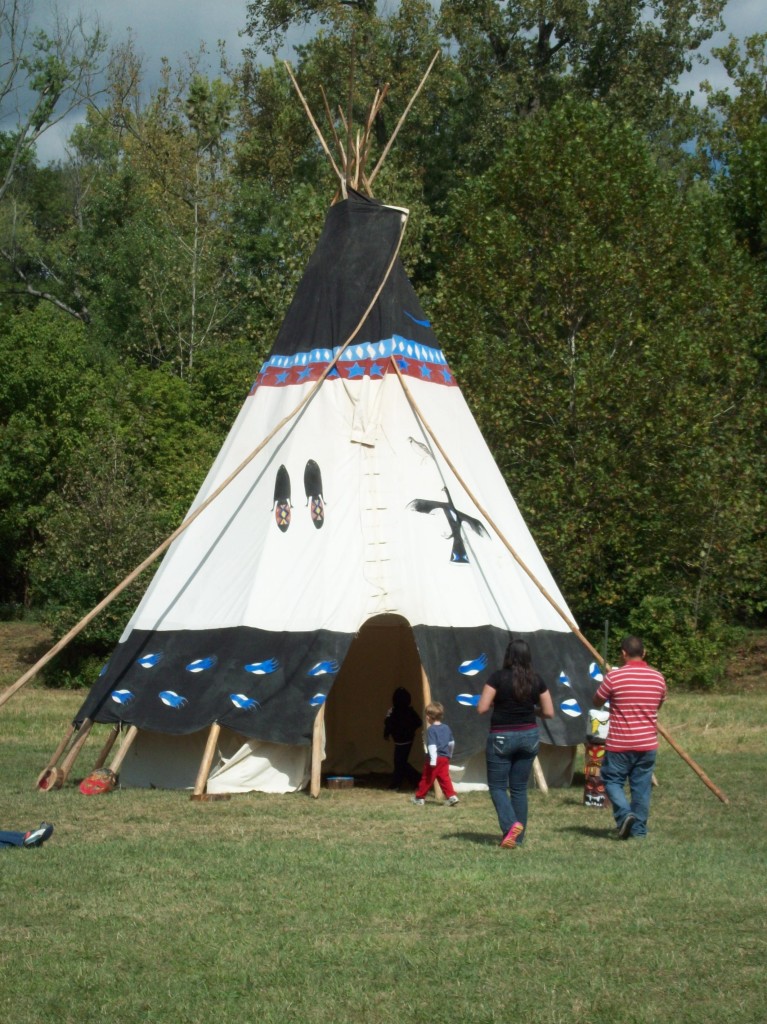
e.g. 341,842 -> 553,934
485,728 -> 540,840
601,749 -> 657,837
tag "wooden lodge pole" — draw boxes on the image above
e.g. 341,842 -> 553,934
657,722 -> 729,804
36,723 -> 76,790
420,665 -> 444,799
56,718 -> 95,788
532,757 -> 549,794
310,704 -> 326,799
91,723 -> 121,772
392,361 -> 730,806
107,724 -> 139,777
190,723 -> 223,801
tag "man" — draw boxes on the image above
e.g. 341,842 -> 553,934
593,636 -> 666,839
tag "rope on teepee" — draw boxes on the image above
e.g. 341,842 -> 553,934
0,213 -> 410,712
390,359 -> 729,804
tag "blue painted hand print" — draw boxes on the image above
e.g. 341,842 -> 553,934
244,658 -> 279,675
230,694 -> 260,711
456,693 -> 481,707
307,661 -> 339,677
137,653 -> 163,669
159,690 -> 188,709
459,654 -> 488,677
110,689 -> 135,706
186,656 -> 218,673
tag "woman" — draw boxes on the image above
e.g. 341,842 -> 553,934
478,638 -> 554,848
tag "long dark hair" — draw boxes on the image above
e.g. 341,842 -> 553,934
502,638 -> 535,702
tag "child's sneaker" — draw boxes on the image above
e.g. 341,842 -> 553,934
410,797 -> 425,805
445,795 -> 459,806
23,822 -> 54,848
500,822 -> 524,848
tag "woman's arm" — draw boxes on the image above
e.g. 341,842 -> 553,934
477,684 -> 497,715
536,689 -> 555,719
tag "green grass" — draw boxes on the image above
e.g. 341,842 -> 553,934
1,687 -> 765,1024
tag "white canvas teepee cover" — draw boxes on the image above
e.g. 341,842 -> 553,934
77,191 -> 598,790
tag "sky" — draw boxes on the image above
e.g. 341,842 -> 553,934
27,0 -> 767,164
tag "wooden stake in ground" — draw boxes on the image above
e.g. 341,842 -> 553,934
532,757 -> 549,793
310,703 -> 326,799
419,665 -> 446,800
190,723 -> 230,802
108,724 -> 139,776
39,717 -> 95,790
91,723 -> 121,772
36,723 -> 75,790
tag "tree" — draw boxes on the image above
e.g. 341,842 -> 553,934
703,34 -> 767,266
29,364 -> 222,662
439,0 -> 726,170
0,306 -> 109,605
434,99 -> 765,648
0,0 -> 105,317
70,48 -> 244,374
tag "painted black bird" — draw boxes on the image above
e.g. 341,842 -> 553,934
407,487 -> 488,563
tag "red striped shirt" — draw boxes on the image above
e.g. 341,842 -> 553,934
595,660 -> 667,752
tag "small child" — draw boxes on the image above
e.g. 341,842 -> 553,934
383,687 -> 422,790
411,701 -> 459,806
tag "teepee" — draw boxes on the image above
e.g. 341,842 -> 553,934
55,65 -> 602,795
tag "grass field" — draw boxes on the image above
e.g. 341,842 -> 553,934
0,632 -> 765,1024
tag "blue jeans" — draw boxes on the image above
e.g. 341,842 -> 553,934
601,750 -> 657,837
0,830 -> 25,848
485,728 -> 540,841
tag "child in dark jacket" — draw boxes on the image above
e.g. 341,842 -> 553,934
383,687 -> 422,791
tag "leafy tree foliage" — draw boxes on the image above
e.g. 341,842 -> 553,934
0,307 -> 110,604
0,0 -> 105,317
703,33 -> 767,265
434,99 -> 765,673
29,365 -> 222,671
67,49 -> 245,374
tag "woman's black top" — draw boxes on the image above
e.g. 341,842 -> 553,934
486,669 -> 548,730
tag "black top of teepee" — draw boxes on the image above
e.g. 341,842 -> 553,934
270,190 -> 438,358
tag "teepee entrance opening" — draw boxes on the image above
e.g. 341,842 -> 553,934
322,615 -> 425,783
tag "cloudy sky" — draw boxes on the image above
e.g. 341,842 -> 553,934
29,0 -> 766,163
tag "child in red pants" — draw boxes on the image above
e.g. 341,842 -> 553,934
411,702 -> 459,806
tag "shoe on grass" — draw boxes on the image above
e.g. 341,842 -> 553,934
500,822 -> 524,848
618,813 -> 637,839
445,795 -> 459,806
23,822 -> 54,848
411,797 -> 425,805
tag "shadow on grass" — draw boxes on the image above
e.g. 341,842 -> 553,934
558,824 -> 612,838
441,830 -> 502,846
